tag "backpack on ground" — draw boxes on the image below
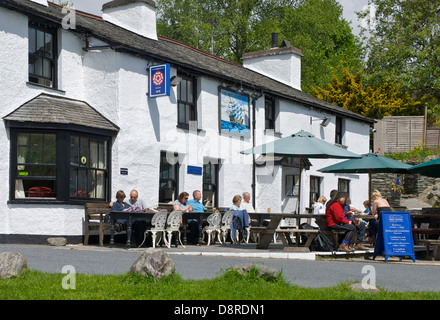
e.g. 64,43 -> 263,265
310,232 -> 335,252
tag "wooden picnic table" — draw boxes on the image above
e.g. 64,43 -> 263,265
250,213 -> 376,252
410,214 -> 440,243
109,210 -> 155,247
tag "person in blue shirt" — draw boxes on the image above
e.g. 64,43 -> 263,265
111,190 -> 130,231
186,190 -> 205,244
187,190 -> 205,213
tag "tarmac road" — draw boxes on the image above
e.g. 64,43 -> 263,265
1,244 -> 440,292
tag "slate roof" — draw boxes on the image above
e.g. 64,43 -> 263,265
0,0 -> 375,125
3,93 -> 120,134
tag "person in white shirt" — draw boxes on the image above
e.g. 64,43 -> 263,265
241,192 -> 255,213
312,196 -> 327,227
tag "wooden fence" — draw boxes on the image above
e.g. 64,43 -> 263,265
374,116 -> 439,154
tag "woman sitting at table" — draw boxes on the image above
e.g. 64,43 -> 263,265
311,196 -> 327,227
230,195 -> 249,243
326,191 -> 356,252
230,194 -> 244,210
173,192 -> 193,213
372,189 -> 391,220
111,190 -> 130,231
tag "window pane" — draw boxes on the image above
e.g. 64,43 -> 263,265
30,134 -> 43,164
189,105 -> 196,121
99,141 -> 106,169
29,28 -> 36,53
69,167 -> 77,197
29,59 -> 35,75
36,29 -> 45,55
187,80 -> 193,103
26,165 -> 43,177
80,137 -> 89,167
33,56 -> 43,77
17,133 -> 29,164
42,58 -> 51,78
42,165 -> 56,177
180,79 -> 187,101
90,140 -> 98,168
70,136 -> 79,166
90,170 -> 105,199
77,168 -> 88,197
178,103 -> 186,124
44,32 -> 52,58
26,181 -> 55,198
44,134 -> 56,164
185,105 -> 190,123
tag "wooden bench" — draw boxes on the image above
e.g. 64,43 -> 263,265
275,228 -> 320,252
252,217 -> 281,249
412,228 -> 440,235
251,215 -> 320,252
84,202 -> 111,247
315,216 -> 348,248
423,240 -> 440,260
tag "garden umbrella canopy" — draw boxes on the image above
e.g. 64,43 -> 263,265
240,130 -> 361,214
408,157 -> 440,177
318,153 -> 412,205
317,153 -> 412,174
240,130 -> 361,159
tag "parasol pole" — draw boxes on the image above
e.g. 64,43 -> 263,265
368,168 -> 372,212
297,156 -> 303,215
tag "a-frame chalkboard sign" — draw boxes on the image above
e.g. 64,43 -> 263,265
373,211 -> 415,262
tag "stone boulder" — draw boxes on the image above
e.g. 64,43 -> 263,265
47,237 -> 67,246
0,252 -> 28,278
130,248 -> 175,279
228,263 -> 279,280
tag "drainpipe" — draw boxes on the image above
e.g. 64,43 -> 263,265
252,98 -> 256,209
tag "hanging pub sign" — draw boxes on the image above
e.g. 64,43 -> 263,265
373,211 -> 415,262
148,64 -> 170,98
219,87 -> 250,136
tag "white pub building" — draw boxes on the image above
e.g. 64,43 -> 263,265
0,0 -> 374,243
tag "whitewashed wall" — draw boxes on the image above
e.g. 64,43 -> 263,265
0,5 -> 371,239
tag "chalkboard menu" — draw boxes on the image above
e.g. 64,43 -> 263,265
373,211 -> 415,262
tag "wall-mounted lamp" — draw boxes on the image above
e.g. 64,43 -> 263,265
170,75 -> 183,87
238,81 -> 244,93
310,116 -> 331,127
251,91 -> 263,101
320,117 -> 331,127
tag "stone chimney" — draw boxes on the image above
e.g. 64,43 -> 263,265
29,0 -> 48,6
242,33 -> 303,91
102,0 -> 157,40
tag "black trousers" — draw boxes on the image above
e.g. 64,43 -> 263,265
132,220 -> 151,245
328,223 -> 357,244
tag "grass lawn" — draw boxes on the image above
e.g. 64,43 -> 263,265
1,268 -> 439,300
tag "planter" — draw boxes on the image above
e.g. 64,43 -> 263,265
389,190 -> 401,208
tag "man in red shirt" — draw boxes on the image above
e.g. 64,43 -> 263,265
325,192 -> 356,252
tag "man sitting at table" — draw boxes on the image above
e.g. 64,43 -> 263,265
112,189 -> 155,247
186,190 -> 205,244
241,192 -> 255,213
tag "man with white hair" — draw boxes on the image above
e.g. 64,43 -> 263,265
241,192 -> 255,213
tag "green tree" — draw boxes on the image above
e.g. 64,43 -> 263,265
156,0 -> 362,94
156,0 -> 284,61
278,0 -> 364,93
358,0 -> 440,124
312,68 -> 425,119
